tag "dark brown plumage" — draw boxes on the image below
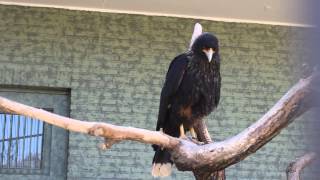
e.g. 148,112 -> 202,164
152,32 -> 221,177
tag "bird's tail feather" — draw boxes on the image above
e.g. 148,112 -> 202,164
151,148 -> 173,177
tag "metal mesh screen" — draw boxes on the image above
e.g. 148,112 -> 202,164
0,113 -> 44,169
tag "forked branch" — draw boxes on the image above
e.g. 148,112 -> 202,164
0,73 -> 318,174
171,74 -> 317,172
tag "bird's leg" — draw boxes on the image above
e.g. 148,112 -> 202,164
179,124 -> 187,139
190,127 -> 197,139
159,128 -> 165,150
188,126 -> 203,145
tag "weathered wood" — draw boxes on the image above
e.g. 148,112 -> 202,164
0,22 -> 317,178
193,120 -> 225,180
286,152 -> 316,180
0,97 -> 180,149
0,73 -> 317,176
170,74 -> 316,172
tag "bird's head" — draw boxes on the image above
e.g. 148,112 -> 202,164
191,32 -> 219,63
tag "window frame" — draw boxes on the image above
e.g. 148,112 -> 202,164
0,109 -> 53,175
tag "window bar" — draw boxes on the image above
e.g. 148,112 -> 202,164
8,114 -> 13,168
36,119 -> 40,168
29,117 -> 33,168
21,116 -> 26,168
0,114 -> 46,170
39,121 -> 44,169
1,114 -> 6,168
15,115 -> 20,168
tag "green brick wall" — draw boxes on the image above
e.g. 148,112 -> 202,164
0,4 -> 314,180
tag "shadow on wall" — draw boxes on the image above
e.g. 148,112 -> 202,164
306,0 -> 320,178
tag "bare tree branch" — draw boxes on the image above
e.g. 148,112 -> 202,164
0,97 -> 180,149
193,120 -> 226,180
286,152 -> 317,180
0,73 -> 317,174
170,74 -> 316,172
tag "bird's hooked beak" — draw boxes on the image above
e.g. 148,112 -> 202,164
202,48 -> 215,62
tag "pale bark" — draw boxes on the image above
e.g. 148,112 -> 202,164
193,120 -> 226,180
0,73 -> 317,175
171,74 -> 316,172
286,152 -> 317,180
0,97 -> 180,149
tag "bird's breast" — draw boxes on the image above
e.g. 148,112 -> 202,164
174,61 -> 219,119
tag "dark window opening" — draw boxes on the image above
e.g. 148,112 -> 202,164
0,113 -> 44,169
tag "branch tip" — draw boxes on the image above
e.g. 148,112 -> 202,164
286,152 -> 317,180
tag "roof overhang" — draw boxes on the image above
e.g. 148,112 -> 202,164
0,0 -> 311,27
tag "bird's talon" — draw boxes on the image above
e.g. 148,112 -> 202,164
198,141 -> 205,145
179,135 -> 188,139
187,137 -> 203,144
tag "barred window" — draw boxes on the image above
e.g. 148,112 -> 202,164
0,113 -> 44,169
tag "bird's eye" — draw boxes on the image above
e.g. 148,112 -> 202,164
203,47 -> 210,51
203,47 -> 216,53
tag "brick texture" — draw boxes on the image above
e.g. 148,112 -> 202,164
0,4 -> 316,180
